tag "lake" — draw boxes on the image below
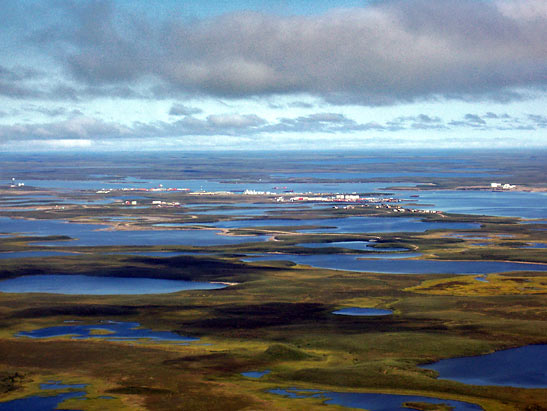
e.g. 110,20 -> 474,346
195,216 -> 479,233
297,241 -> 409,252
399,190 -> 547,219
0,251 -> 77,259
17,320 -> 198,342
269,388 -> 483,410
0,386 -> 87,411
0,274 -> 227,295
332,307 -> 393,316
522,243 -> 547,249
272,170 -> 500,179
243,254 -> 547,274
421,344 -> 547,388
0,217 -> 266,247
241,370 -> 271,378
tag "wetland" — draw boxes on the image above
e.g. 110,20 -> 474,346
0,150 -> 545,410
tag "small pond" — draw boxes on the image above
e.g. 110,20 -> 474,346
521,243 -> 547,249
332,307 -> 393,316
421,344 -> 547,388
101,251 -> 199,257
297,241 -> 409,252
243,254 -> 547,274
0,274 -> 227,295
471,242 -> 490,247
241,370 -> 271,378
0,251 -> 77,259
520,219 -> 547,224
17,320 -> 198,342
269,388 -> 483,410
0,381 -> 90,411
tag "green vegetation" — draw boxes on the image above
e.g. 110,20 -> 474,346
406,273 -> 547,296
0,246 -> 545,409
0,181 -> 546,409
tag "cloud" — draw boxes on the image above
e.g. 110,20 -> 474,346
304,113 -> 350,123
131,113 -> 268,139
484,112 -> 510,119
39,139 -> 93,149
0,65 -> 43,82
464,114 -> 487,125
0,116 -> 131,141
528,114 -> 547,127
264,113 -> 356,133
17,0 -> 546,105
206,114 -> 266,128
22,105 -> 84,117
1,110 -> 544,144
288,101 -> 315,109
387,114 -> 446,130
169,103 -> 203,116
445,112 -> 542,130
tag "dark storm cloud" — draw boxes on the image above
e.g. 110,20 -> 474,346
20,0 -> 547,105
0,65 -> 43,82
0,82 -> 41,99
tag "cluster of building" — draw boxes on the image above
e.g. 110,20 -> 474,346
285,194 -> 400,203
391,207 -> 441,214
151,200 -> 181,208
9,178 -> 24,188
97,187 -> 190,194
243,189 -> 279,195
332,203 -> 441,214
490,182 -> 516,190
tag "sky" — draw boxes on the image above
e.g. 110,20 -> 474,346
0,0 -> 545,151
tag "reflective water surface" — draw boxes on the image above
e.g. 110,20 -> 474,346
243,254 -> 547,274
18,321 -> 198,342
421,344 -> 547,388
0,274 -> 226,295
0,381 -> 90,411
241,370 -> 271,378
332,307 -> 393,316
269,388 -> 483,410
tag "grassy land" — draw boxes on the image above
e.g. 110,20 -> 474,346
0,202 -> 546,410
0,251 -> 546,410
